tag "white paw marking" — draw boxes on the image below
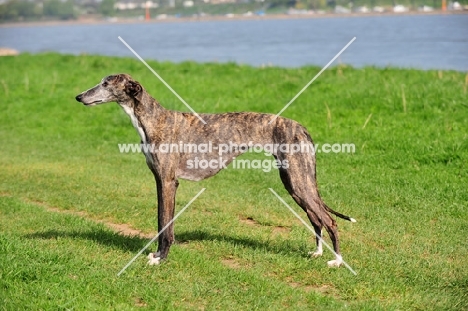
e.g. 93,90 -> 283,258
308,239 -> 323,258
308,250 -> 323,258
147,253 -> 161,265
327,256 -> 343,268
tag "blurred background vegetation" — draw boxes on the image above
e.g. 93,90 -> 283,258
0,0 -> 466,23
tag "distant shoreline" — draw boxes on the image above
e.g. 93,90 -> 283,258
1,10 -> 466,28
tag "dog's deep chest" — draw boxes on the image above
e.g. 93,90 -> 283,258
121,105 -> 155,166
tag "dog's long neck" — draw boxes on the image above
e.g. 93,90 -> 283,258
119,88 -> 165,145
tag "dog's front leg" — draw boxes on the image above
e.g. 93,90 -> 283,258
148,176 -> 179,265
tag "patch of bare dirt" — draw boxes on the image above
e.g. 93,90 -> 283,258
201,209 -> 213,216
239,216 -> 259,226
2,192 -> 154,239
134,297 -> 148,307
43,200 -> 156,239
105,222 -> 154,239
45,205 -> 88,218
221,258 -> 242,269
239,215 -> 291,238
33,200 -> 154,238
286,278 -> 338,296
271,226 -> 290,237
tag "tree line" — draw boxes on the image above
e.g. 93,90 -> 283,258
0,0 -> 115,21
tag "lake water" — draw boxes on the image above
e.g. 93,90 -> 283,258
1,14 -> 467,71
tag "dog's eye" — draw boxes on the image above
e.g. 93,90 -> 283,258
102,82 -> 108,87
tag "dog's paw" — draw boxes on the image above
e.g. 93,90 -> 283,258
327,256 -> 343,268
308,250 -> 323,258
147,253 -> 161,265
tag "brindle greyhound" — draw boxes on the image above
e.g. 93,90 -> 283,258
75,74 -> 356,268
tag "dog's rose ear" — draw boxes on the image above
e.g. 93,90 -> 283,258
114,74 -> 126,83
125,80 -> 143,101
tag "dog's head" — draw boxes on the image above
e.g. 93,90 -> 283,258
75,74 -> 143,106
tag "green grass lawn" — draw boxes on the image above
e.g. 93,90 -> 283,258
0,53 -> 467,310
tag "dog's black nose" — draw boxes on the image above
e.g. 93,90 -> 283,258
75,94 -> 83,102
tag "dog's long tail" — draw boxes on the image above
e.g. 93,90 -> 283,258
323,203 -> 357,222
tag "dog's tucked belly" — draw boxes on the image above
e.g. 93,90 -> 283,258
177,167 -> 220,181
176,151 -> 242,181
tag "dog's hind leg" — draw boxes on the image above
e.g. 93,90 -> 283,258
277,166 -> 343,267
309,222 -> 323,258
321,211 -> 343,267
298,206 -> 324,258
148,176 -> 179,265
